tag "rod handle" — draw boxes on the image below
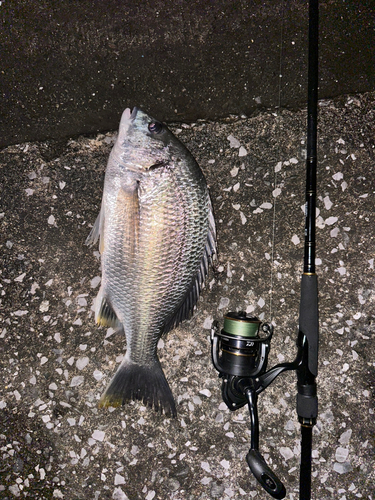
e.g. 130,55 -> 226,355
246,449 -> 286,499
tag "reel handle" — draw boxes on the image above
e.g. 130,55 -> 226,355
246,450 -> 286,499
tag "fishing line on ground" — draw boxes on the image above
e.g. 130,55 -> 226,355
269,0 -> 286,323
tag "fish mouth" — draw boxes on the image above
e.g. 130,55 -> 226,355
130,107 -> 138,119
123,107 -> 138,121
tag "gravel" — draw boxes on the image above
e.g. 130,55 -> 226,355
0,91 -> 374,499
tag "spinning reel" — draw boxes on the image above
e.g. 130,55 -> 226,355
211,311 -> 317,499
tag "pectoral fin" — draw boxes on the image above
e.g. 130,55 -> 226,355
86,199 -> 105,253
116,180 -> 140,259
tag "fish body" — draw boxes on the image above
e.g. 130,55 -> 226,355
86,108 -> 216,416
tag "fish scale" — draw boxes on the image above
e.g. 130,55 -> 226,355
86,107 -> 216,416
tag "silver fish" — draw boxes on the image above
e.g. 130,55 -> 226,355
86,107 -> 216,417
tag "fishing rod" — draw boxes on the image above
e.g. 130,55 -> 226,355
211,0 -> 319,498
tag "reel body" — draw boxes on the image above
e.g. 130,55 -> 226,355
211,311 -> 299,499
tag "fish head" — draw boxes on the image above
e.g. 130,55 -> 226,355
114,107 -> 172,172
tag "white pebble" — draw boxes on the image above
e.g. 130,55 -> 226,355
131,445 -> 139,455
203,316 -> 213,329
259,202 -> 273,209
76,357 -> 89,370
201,461 -> 211,472
275,162 -> 282,172
112,488 -> 129,500
114,474 -> 126,485
257,297 -> 265,308
323,196 -> 333,210
227,135 -> 240,148
199,389 -> 212,398
280,447 -> 294,460
333,462 -> 352,474
92,429 -> 105,441
291,234 -> 300,245
339,429 -> 352,445
332,172 -> 343,181
335,267 -> 346,276
90,276 -> 101,288
14,310 -> 28,316
77,297 -> 87,306
233,182 -> 240,192
70,376 -> 84,387
272,187 -> 281,198
220,459 -> 230,470
39,300 -> 50,312
325,216 -> 338,225
230,166 -> 239,177
218,297 -> 230,310
9,485 -> 21,496
48,215 -> 56,225
238,146 -> 247,157
14,273 -> 26,283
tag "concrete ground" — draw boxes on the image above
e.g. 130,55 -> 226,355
0,91 -> 374,499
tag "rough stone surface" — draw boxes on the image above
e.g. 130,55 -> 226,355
1,92 -> 374,499
1,0 -> 374,146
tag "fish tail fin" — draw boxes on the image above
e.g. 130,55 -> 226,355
98,356 -> 177,417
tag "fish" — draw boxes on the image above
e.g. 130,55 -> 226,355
86,107 -> 216,417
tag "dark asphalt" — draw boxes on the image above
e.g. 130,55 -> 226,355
1,0 -> 374,146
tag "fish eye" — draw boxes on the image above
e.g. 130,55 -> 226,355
148,121 -> 163,134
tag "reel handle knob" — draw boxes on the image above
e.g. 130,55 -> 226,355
246,449 -> 286,499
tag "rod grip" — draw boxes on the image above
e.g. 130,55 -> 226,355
299,274 -> 319,377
